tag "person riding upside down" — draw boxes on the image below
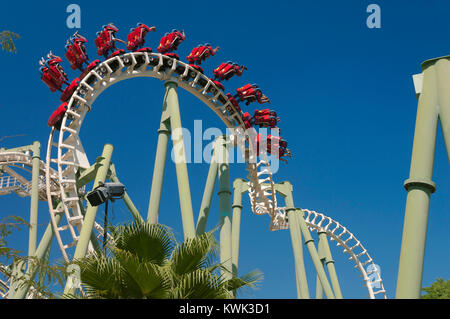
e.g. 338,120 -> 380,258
255,134 -> 291,163
39,51 -> 69,92
235,83 -> 270,105
213,61 -> 247,81
65,31 -> 89,71
241,112 -> 253,129
186,43 -> 220,65
267,135 -> 291,163
157,29 -> 186,53
94,23 -> 127,59
253,109 -> 280,128
126,23 -> 156,51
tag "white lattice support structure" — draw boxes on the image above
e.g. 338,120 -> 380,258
0,151 -> 58,200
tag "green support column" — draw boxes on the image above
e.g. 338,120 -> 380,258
295,209 -> 335,299
72,145 -> 113,259
217,136 -> 232,280
147,96 -> 171,224
278,182 -> 309,299
315,235 -> 326,299
435,58 -> 450,163
28,141 -> 41,257
231,178 -> 247,277
165,81 -> 196,239
315,273 -> 324,299
196,139 -> 219,235
397,58 -> 439,299
7,260 -> 20,298
63,144 -> 113,295
318,231 -> 343,299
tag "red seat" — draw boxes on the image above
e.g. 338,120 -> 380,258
136,47 -> 152,53
108,49 -> 125,59
189,64 -> 204,73
60,78 -> 80,102
48,102 -> 68,129
80,60 -> 100,80
212,80 -> 224,91
165,52 -> 179,60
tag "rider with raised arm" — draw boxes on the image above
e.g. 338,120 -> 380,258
95,23 -> 127,59
127,23 -> 156,51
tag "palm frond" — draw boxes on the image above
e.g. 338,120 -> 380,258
73,252 -> 127,299
223,269 -> 264,297
113,248 -> 171,298
169,269 -> 230,299
114,221 -> 175,266
170,231 -> 218,276
0,31 -> 20,53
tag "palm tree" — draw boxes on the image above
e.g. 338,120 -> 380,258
0,31 -> 20,53
70,221 -> 263,299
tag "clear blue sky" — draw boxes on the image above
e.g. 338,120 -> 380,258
1,0 -> 449,298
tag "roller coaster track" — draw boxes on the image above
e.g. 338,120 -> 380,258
0,264 -> 10,299
42,50 -> 385,298
0,151 -> 58,200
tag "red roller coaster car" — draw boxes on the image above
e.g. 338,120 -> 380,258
213,61 -> 246,81
241,112 -> 253,129
157,29 -> 185,53
211,80 -> 224,91
127,23 -> 156,51
253,109 -> 280,128
65,32 -> 89,71
80,59 -> 100,79
94,23 -> 126,58
60,78 -> 80,102
235,83 -> 270,105
186,44 -> 220,65
255,134 -> 291,162
39,52 -> 69,92
267,135 -> 288,149
226,93 -> 242,113
48,102 -> 68,129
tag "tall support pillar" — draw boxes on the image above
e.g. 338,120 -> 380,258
277,182 -> 309,299
397,59 -> 440,299
315,235 -> 327,299
147,95 -> 171,224
63,144 -> 113,295
196,140 -> 219,235
295,209 -> 335,299
165,81 -> 196,240
217,136 -> 232,280
72,144 -> 114,260
318,230 -> 343,299
435,58 -> 450,163
28,141 -> 41,257
231,178 -> 247,277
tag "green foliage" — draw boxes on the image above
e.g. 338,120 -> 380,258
421,278 -> 450,299
0,216 -> 68,298
0,31 -> 20,53
0,215 -> 28,262
69,220 -> 263,299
